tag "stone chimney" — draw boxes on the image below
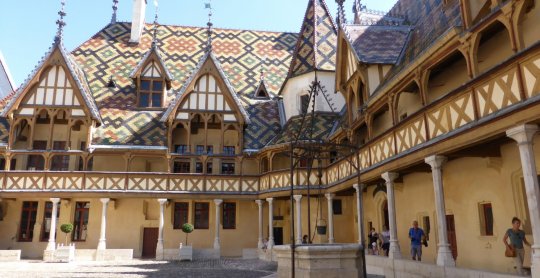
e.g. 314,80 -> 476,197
130,0 -> 147,43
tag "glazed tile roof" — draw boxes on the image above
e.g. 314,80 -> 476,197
2,40 -> 102,123
71,22 -> 298,146
344,25 -> 411,64
244,100 -> 282,150
269,112 -> 340,145
130,43 -> 174,81
287,0 -> 338,78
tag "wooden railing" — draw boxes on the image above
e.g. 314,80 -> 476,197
1,49 -> 539,195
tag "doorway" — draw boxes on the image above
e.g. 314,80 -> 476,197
142,227 -> 158,258
446,215 -> 458,260
382,200 -> 389,230
273,227 -> 284,245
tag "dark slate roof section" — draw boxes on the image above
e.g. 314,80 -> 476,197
71,23 -> 297,146
269,112 -> 340,145
1,40 -> 102,124
343,25 -> 411,64
383,0 -> 463,80
287,0 -> 338,78
244,100 -> 282,150
161,51 -> 251,124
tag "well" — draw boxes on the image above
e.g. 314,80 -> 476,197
273,244 -> 364,278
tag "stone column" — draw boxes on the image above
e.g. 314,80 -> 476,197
214,199 -> 223,249
255,200 -> 264,248
266,198 -> 275,248
46,198 -> 60,251
325,193 -> 335,244
97,198 -> 110,250
381,172 -> 402,259
294,195 -> 303,244
425,155 -> 455,267
507,124 -> 540,277
156,198 -> 168,258
353,184 -> 363,244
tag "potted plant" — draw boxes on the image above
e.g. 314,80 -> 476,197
56,223 -> 75,262
179,223 -> 194,261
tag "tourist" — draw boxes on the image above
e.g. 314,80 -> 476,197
503,217 -> 531,275
262,238 -> 268,252
408,220 -> 425,261
368,228 -> 379,255
380,225 -> 390,256
302,234 -> 309,244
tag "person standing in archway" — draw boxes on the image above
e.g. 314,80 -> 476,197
409,220 -> 425,261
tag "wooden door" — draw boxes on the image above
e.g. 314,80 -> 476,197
446,215 -> 457,260
142,228 -> 158,258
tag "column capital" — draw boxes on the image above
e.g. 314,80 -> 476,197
50,198 -> 61,204
425,155 -> 447,169
293,195 -> 302,202
99,198 -> 110,204
157,198 -> 168,205
353,183 -> 366,193
325,193 -> 335,200
381,172 -> 399,183
255,199 -> 264,206
266,197 -> 274,203
507,124 -> 538,144
214,199 -> 223,206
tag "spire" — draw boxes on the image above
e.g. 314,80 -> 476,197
205,1 -> 214,52
151,0 -> 159,48
285,0 -> 338,78
111,0 -> 119,24
55,0 -> 67,42
352,0 -> 363,24
336,0 -> 346,26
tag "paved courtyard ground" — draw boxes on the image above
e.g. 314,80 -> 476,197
0,259 -> 278,278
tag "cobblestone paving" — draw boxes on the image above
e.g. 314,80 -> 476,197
0,259 -> 278,278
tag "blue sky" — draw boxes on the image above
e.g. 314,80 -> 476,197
0,0 -> 396,87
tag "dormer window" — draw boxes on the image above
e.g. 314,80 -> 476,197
130,48 -> 173,108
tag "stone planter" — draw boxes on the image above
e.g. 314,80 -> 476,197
55,244 -> 75,262
273,244 -> 364,278
179,244 -> 193,261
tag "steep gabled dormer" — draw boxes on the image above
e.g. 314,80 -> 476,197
130,43 -> 172,108
254,75 -> 271,100
2,40 -> 102,152
161,50 -> 250,160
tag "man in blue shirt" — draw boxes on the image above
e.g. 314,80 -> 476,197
409,220 -> 425,261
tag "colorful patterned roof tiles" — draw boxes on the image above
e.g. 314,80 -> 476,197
287,0 -> 338,78
269,112 -> 340,146
70,22 -> 298,146
244,100 -> 282,150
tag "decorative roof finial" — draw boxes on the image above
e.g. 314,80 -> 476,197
205,1 -> 213,52
111,0 -> 119,24
352,0 -> 361,24
152,0 -> 159,48
335,0 -> 346,27
55,0 -> 67,42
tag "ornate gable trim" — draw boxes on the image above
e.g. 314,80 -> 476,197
1,41 -> 102,124
161,51 -> 250,124
130,45 -> 173,89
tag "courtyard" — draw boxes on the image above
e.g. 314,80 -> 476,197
0,259 -> 278,278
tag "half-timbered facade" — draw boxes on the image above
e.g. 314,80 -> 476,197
0,0 -> 539,276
